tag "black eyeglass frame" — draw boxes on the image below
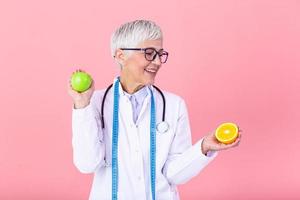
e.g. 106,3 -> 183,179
120,47 -> 169,63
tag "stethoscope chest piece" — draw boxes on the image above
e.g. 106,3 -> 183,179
156,121 -> 169,133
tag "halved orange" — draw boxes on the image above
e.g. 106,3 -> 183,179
215,122 -> 239,144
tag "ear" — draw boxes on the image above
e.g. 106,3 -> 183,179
114,49 -> 127,66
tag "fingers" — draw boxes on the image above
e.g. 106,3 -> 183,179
208,131 -> 216,137
225,134 -> 242,148
228,134 -> 241,146
214,133 -> 242,150
90,79 -> 95,88
67,79 -> 73,91
67,75 -> 79,95
67,81 -> 78,96
234,133 -> 242,145
218,143 -> 238,150
71,68 -> 85,76
75,68 -> 85,73
90,80 -> 95,90
238,133 -> 242,140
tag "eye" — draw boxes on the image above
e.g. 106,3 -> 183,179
145,52 -> 154,56
159,52 -> 168,56
145,48 -> 156,55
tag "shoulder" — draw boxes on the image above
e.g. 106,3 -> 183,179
158,89 -> 185,105
90,89 -> 106,102
89,88 -> 112,112
154,88 -> 190,127
155,88 -> 188,116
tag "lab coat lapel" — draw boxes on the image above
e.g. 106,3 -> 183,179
135,85 -> 154,125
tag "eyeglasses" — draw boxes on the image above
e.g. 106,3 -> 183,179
120,47 -> 169,63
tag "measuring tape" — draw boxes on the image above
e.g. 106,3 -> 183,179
111,78 -> 156,200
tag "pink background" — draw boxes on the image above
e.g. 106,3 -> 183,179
0,0 -> 299,199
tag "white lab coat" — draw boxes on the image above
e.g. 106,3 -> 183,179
72,77 -> 217,200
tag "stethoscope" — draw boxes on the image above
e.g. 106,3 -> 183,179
100,82 -> 170,133
100,78 -> 169,200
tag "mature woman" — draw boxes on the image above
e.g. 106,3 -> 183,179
68,20 -> 241,200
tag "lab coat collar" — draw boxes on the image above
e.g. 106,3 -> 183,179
113,76 -> 155,98
113,76 -> 155,125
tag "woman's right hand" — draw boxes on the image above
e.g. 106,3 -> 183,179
67,69 -> 95,109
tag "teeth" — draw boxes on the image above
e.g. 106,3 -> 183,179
145,69 -> 156,73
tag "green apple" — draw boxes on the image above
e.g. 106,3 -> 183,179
71,71 -> 92,92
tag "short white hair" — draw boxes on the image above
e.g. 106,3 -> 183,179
110,20 -> 163,58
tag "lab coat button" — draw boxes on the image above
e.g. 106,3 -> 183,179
138,176 -> 142,180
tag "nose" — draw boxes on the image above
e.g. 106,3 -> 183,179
151,54 -> 162,65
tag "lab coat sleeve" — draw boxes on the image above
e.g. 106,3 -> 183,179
162,98 -> 218,185
71,92 -> 105,174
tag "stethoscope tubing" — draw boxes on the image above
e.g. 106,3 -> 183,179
100,84 -> 166,129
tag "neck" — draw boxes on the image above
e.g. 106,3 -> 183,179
119,74 -> 144,94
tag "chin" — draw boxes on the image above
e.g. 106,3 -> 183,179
144,77 -> 156,86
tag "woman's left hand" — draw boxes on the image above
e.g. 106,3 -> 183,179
201,131 -> 242,155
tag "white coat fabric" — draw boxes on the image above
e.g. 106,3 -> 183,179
72,77 -> 218,200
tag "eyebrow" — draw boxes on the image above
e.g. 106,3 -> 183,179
146,47 -> 164,51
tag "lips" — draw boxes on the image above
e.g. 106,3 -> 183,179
144,68 -> 158,73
